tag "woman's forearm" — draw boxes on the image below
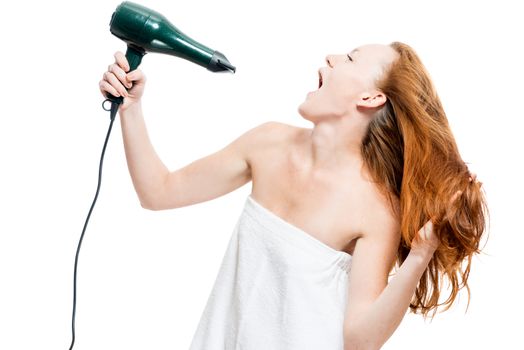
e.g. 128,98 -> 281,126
346,247 -> 434,349
119,102 -> 170,209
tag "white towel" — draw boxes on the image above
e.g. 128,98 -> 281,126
189,194 -> 352,350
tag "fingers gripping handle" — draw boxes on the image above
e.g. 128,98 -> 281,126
103,45 -> 146,107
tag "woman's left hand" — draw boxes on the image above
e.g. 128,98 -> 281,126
412,189 -> 464,254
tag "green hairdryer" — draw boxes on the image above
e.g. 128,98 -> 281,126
106,1 -> 236,105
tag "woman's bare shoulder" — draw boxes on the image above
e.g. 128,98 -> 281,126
246,121 -> 307,146
259,120 -> 306,134
237,121 -> 306,171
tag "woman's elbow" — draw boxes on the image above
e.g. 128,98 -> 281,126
139,195 -> 166,211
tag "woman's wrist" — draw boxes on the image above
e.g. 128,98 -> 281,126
119,100 -> 143,117
409,244 -> 436,263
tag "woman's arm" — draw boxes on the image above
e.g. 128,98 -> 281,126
100,52 -> 172,209
101,51 -> 263,211
118,97 -> 274,211
343,190 -> 464,349
344,235 -> 435,349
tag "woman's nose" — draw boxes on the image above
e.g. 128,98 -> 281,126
325,55 -> 333,67
325,54 -> 344,67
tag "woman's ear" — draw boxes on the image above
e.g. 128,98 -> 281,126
356,90 -> 387,109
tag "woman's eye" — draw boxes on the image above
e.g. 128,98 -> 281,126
347,54 -> 353,62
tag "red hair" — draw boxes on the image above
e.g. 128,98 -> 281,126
361,42 -> 490,318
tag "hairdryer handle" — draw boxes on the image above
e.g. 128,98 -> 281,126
125,44 -> 146,72
106,45 -> 146,105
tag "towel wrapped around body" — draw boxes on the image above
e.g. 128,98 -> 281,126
189,194 -> 353,350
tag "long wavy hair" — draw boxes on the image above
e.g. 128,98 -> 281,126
360,42 -> 489,319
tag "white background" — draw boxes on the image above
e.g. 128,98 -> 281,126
1,0 -> 522,349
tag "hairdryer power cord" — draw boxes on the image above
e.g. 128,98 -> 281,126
69,99 -> 120,350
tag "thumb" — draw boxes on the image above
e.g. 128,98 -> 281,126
126,69 -> 145,83
420,219 -> 434,240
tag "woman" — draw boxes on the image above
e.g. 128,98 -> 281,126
99,42 -> 488,349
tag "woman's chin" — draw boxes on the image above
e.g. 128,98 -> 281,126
298,89 -> 328,121
298,99 -> 317,121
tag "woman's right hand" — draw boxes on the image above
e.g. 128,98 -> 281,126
99,51 -> 147,111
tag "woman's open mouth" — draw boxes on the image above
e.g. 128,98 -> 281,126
318,69 -> 323,89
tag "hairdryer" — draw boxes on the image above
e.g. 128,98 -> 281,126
105,1 -> 236,105
70,4 -> 235,349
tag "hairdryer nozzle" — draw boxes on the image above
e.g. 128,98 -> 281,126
209,51 -> 236,73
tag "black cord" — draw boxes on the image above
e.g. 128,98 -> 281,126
69,99 -> 120,350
